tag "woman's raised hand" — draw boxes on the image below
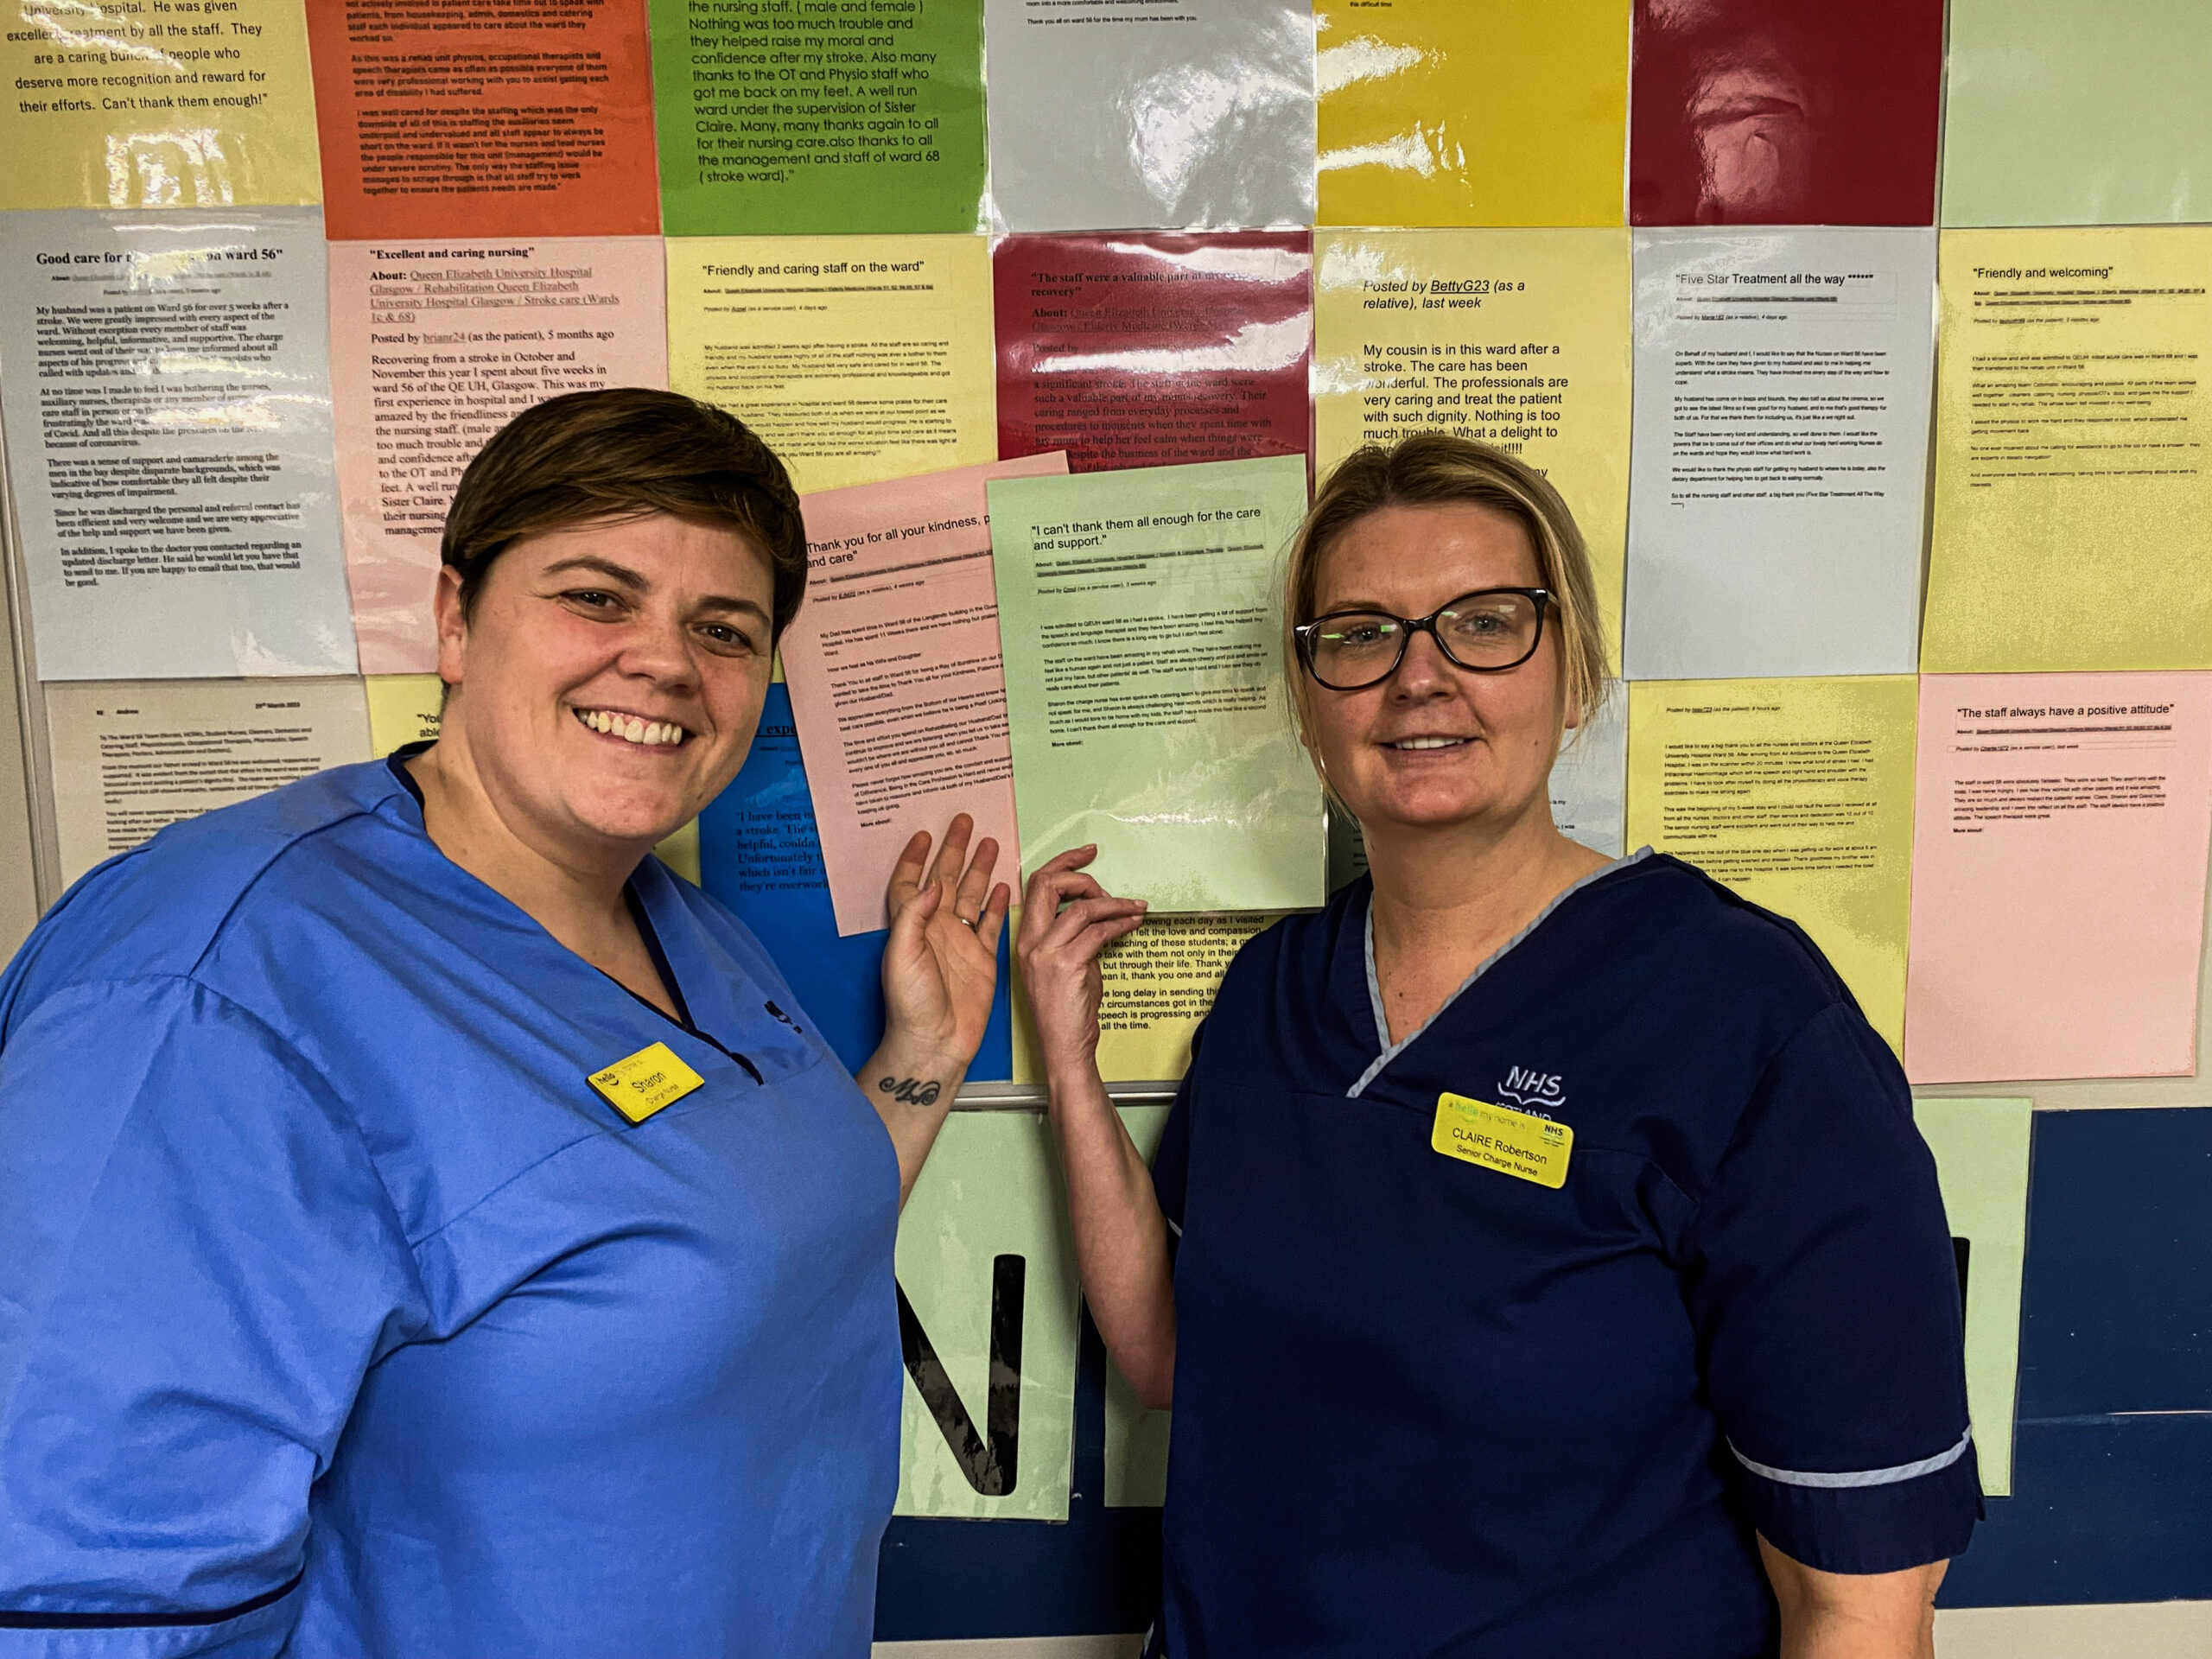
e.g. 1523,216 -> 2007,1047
880,814 -> 1011,1067
1015,846 -> 1149,1081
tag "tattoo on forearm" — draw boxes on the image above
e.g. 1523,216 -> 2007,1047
879,1075 -> 944,1108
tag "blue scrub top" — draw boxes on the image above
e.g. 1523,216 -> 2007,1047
1151,852 -> 1980,1659
0,755 -> 902,1658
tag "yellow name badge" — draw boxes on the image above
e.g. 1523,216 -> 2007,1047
1432,1091 -> 1573,1189
588,1041 -> 705,1125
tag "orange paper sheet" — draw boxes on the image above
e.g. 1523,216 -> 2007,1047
780,454 -> 1067,937
1904,673 -> 2212,1084
306,0 -> 660,239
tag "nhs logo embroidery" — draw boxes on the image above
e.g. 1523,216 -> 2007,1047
1498,1065 -> 1566,1117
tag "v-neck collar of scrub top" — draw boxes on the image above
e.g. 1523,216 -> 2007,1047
1348,846 -> 1655,1098
383,745 -> 764,1084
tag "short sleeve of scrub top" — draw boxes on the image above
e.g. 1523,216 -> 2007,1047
0,756 -> 902,1659
1147,851 -> 1978,1659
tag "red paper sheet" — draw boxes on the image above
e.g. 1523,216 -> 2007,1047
307,0 -> 660,240
1628,0 -> 1942,227
995,233 -> 1313,474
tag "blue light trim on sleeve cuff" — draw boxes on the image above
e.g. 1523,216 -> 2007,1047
1730,1426 -> 1973,1489
1738,1431 -> 1984,1574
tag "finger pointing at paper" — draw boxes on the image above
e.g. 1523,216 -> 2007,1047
1016,844 -> 1149,1084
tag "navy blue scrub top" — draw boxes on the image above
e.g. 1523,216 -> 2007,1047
1151,851 -> 1980,1659
0,755 -> 901,1658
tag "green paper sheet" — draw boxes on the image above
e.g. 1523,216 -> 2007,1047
989,455 -> 1326,913
894,1111 -> 1081,1519
1942,0 -> 2212,226
651,0 -> 987,235
1103,1106 -> 1173,1507
1912,1097 -> 2034,1497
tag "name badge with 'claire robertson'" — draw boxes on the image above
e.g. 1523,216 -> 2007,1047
1431,1091 -> 1573,1189
589,1041 -> 705,1124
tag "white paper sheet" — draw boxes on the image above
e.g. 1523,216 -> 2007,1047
43,677 -> 371,885
985,0 -> 1316,233
0,209 -> 356,682
1624,228 -> 1936,681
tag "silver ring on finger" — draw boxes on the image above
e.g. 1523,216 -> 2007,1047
957,913 -> 977,929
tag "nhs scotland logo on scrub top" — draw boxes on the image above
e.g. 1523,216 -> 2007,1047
1497,1065 -> 1566,1117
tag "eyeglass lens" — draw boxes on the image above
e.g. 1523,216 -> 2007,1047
1306,592 -> 1542,688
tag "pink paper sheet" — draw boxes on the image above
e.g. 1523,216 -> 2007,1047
329,236 -> 669,674
782,454 -> 1067,936
1904,673 -> 2212,1083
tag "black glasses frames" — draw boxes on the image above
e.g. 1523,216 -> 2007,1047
1294,588 -> 1554,691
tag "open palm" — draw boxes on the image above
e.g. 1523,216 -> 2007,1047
880,814 -> 1011,1063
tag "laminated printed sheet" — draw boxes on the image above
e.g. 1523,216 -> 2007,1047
304,0 -> 661,238
666,232 -> 996,493
1904,675 -> 2212,1084
327,235 -> 669,675
0,0 -> 323,211
1942,0 -> 2212,228
1923,228 -> 2212,673
893,1111 -> 1081,1520
780,454 -> 1066,937
1624,228 -> 1937,680
697,684 -> 1014,1080
1625,675 -> 1918,1051
43,677 -> 371,885
0,208 -> 358,681
995,232 -> 1313,474
988,454 -> 1325,913
985,0 -> 1315,233
1629,0 -> 1943,227
1313,228 -> 1631,672
365,674 -> 443,753
1011,910 -> 1278,1085
652,0 -> 986,235
1316,0 -> 1628,228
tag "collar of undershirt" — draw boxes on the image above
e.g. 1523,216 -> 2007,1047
1351,847 -> 1654,1099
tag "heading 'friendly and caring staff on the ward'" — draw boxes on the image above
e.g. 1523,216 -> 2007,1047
1020,434 -> 1980,1659
0,389 -> 1016,1658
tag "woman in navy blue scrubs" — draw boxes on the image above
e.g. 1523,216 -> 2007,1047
1020,434 -> 1978,1659
0,390 -> 1008,1658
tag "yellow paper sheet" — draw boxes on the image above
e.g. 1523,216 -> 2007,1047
1911,1097 -> 2032,1497
1316,1 -> 1628,228
365,675 -> 442,755
1924,228 -> 2212,672
1103,1103 -> 1172,1508
1625,677 -> 1918,1050
1011,911 -> 1277,1085
665,234 -> 996,494
0,0 -> 321,209
894,1111 -> 1082,1521
1313,229 -> 1630,672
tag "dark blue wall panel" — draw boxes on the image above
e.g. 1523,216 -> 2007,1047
2014,1107 -> 2211,1417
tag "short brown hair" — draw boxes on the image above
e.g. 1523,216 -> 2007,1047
1282,433 -> 1610,750
441,388 -> 808,639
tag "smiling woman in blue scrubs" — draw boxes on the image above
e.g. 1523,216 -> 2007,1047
1020,435 -> 1979,1659
0,389 -> 1010,1658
